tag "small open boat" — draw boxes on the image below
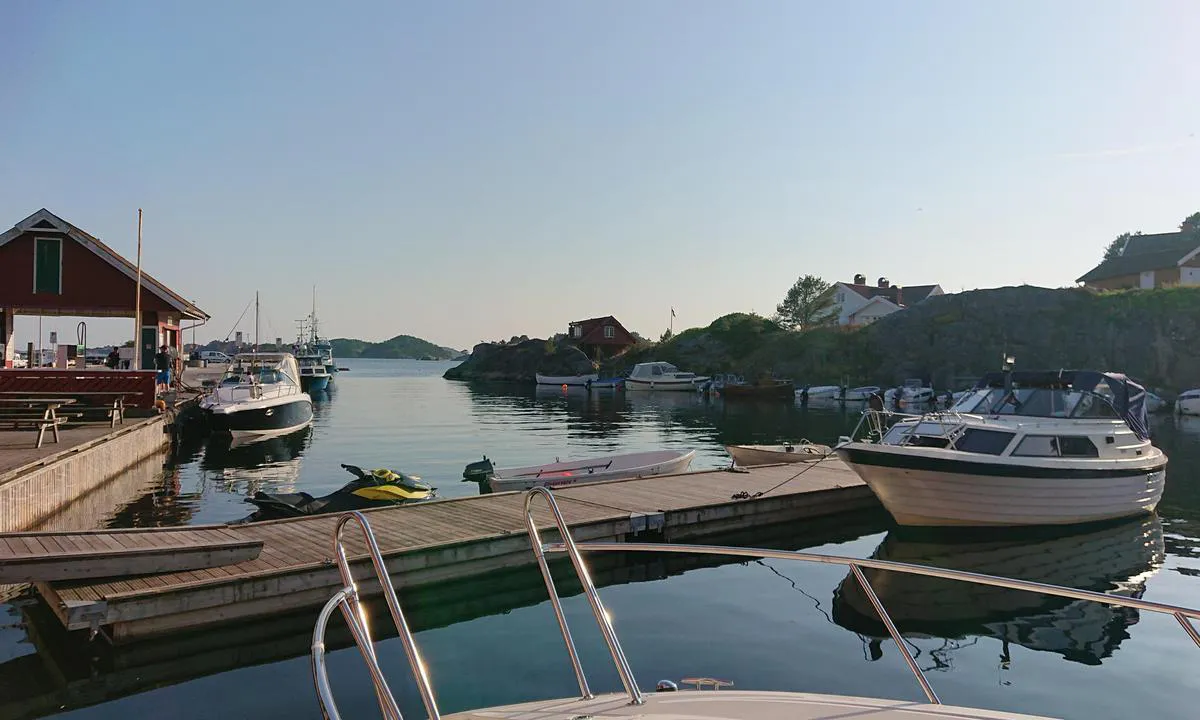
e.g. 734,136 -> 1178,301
536,373 -> 599,386
719,379 -> 795,400
463,449 -> 695,492
725,442 -> 832,467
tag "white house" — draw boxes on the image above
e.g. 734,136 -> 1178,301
831,275 -> 943,326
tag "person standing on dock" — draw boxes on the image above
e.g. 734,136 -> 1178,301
155,344 -> 171,393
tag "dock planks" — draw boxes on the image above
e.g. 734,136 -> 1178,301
37,459 -> 873,642
0,526 -> 263,583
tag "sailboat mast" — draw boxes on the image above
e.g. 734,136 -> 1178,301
255,291 -> 260,352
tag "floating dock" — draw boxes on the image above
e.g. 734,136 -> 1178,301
34,460 -> 875,643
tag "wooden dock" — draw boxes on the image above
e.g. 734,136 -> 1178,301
34,460 -> 876,643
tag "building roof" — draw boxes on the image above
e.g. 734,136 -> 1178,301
0,208 -> 208,320
848,295 -> 901,319
1076,231 -> 1200,283
841,283 -> 940,306
570,315 -> 633,346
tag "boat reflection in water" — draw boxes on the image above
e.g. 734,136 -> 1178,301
199,425 -> 311,496
833,514 -> 1164,666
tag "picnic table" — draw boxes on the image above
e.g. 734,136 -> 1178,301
0,397 -> 77,449
0,390 -> 130,428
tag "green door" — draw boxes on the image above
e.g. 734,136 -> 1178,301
141,328 -> 158,370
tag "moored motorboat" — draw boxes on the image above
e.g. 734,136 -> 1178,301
200,353 -> 314,439
624,362 -> 709,391
725,441 -> 832,466
587,377 -> 624,390
536,372 -> 599,386
1176,389 -> 1200,415
463,449 -> 695,492
837,370 -> 1166,527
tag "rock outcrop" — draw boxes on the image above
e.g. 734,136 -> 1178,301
443,339 -> 595,383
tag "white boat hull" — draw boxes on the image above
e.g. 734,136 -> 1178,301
726,444 -> 831,467
801,385 -> 840,398
624,378 -> 705,391
1176,396 -> 1200,415
536,373 -> 599,386
837,444 -> 1166,527
488,450 -> 695,492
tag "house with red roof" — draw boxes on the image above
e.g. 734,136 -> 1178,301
566,316 -> 636,360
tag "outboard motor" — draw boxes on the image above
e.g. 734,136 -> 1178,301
462,456 -> 495,484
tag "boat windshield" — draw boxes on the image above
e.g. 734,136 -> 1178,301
951,387 -> 1118,418
225,366 -> 284,385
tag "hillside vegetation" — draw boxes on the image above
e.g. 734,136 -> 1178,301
447,286 -> 1200,392
331,335 -> 463,360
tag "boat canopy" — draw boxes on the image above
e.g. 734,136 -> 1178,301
972,370 -> 1149,440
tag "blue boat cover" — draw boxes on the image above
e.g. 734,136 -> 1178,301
973,370 -> 1150,440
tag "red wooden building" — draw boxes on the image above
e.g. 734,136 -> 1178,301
567,316 -> 636,360
0,208 -> 208,372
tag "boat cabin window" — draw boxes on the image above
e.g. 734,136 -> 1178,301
1012,435 -> 1099,457
651,365 -> 663,376
953,428 -> 1015,455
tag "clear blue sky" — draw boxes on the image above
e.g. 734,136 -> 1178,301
2,1 -> 1198,351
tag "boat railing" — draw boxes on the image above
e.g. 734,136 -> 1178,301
312,490 -> 1200,718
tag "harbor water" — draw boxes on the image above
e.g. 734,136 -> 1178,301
1,359 -> 1198,719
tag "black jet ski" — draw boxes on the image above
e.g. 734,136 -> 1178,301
243,464 -> 436,520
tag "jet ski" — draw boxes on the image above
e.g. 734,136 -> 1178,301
243,463 -> 436,520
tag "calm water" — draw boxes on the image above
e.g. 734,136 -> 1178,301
2,358 -> 1199,719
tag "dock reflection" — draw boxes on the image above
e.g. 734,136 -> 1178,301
832,514 -> 1165,667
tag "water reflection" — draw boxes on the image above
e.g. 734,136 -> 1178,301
832,515 -> 1165,667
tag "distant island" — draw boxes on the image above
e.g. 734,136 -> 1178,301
330,335 -> 466,361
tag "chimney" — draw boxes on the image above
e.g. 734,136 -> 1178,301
853,273 -> 866,285
896,286 -> 904,306
877,277 -> 890,288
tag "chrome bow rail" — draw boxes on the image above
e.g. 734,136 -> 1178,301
313,489 -> 1200,718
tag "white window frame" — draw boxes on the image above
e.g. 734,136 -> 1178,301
603,325 -> 615,339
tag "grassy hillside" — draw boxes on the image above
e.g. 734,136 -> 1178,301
331,335 -> 463,360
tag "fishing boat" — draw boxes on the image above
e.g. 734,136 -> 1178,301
311,487 -> 1200,720
200,352 -> 314,439
535,372 -> 599,386
837,369 -> 1167,527
725,441 -> 832,466
719,378 -> 795,400
624,362 -> 709,391
462,449 -> 695,492
296,354 -> 331,392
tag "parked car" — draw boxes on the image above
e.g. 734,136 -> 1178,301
199,350 -> 232,363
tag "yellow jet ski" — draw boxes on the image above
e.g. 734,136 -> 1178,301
243,463 -> 436,520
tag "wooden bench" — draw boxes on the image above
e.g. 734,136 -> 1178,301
0,399 -> 75,448
0,391 -> 129,428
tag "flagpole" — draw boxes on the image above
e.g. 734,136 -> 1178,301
133,209 -> 143,370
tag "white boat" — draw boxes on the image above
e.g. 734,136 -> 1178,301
1145,390 -> 1166,413
900,378 -> 934,403
843,385 -> 881,401
536,372 -> 599,386
725,442 -> 832,466
1176,388 -> 1200,415
837,370 -> 1166,527
798,384 -> 841,399
624,362 -> 708,391
477,449 -> 695,492
200,352 -> 314,439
